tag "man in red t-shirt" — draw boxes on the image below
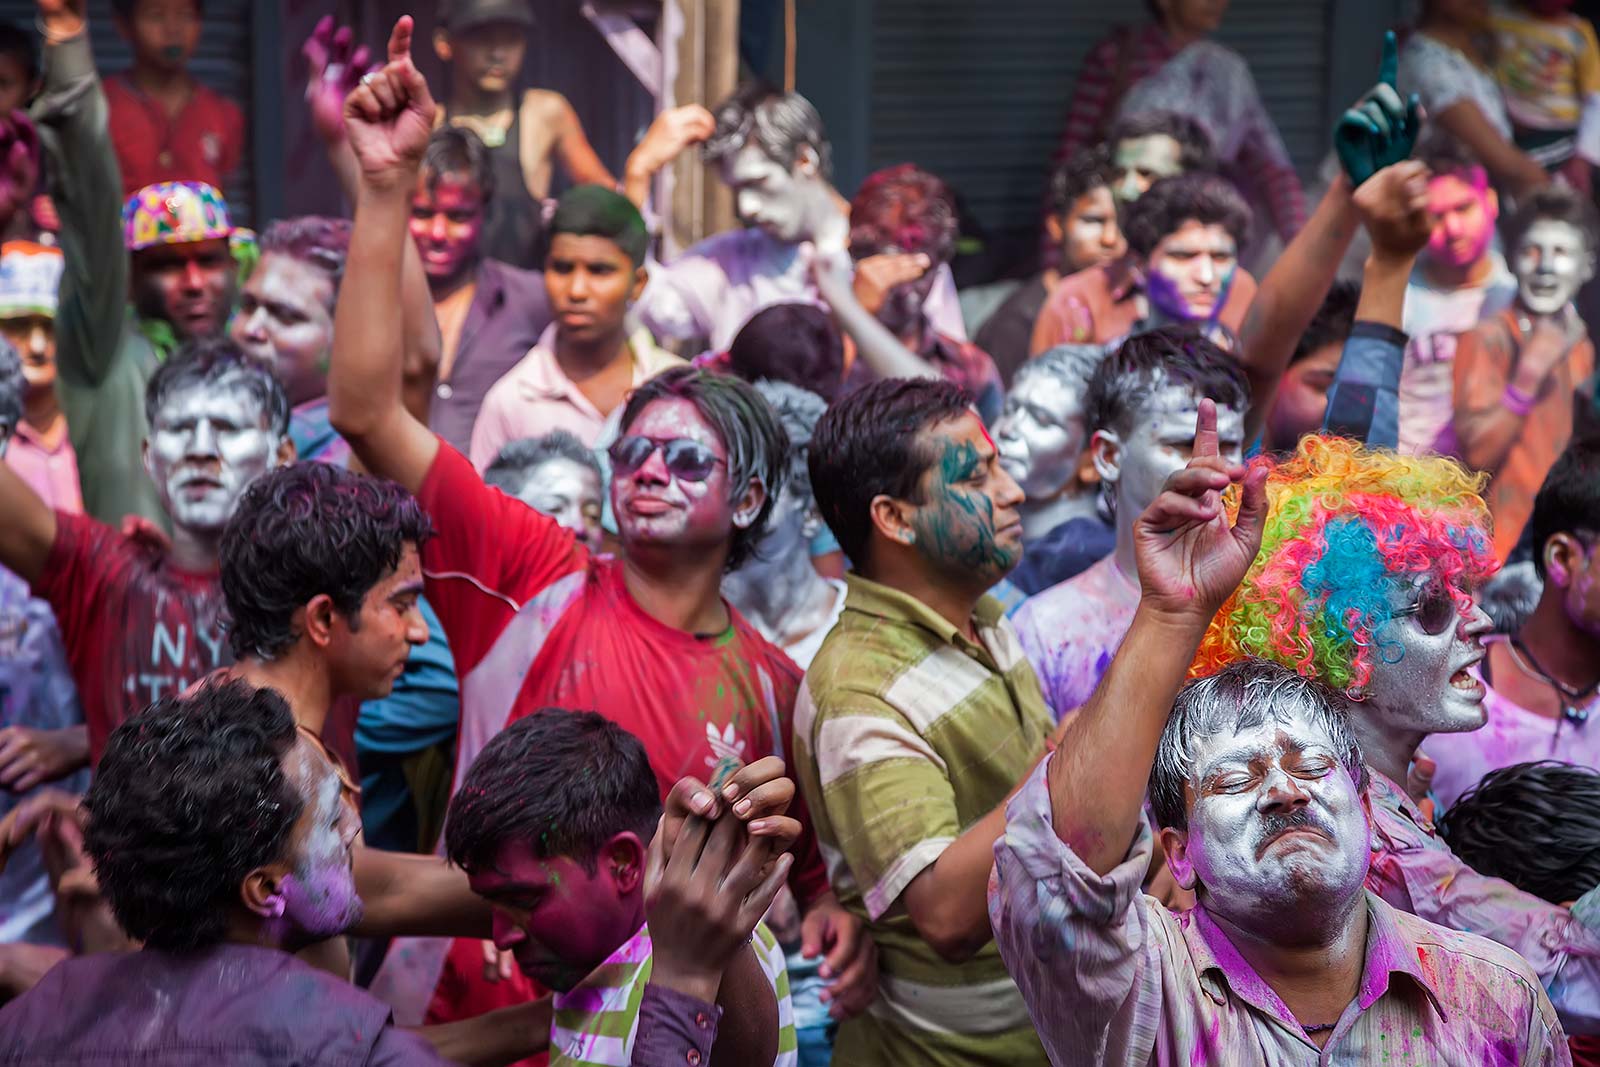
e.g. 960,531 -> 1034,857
329,19 -> 876,1029
102,0 -> 244,197
0,337 -> 293,775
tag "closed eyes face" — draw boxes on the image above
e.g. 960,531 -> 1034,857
994,373 -> 1087,498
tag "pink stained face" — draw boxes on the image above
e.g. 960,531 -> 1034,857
410,173 -> 486,287
1425,172 -> 1497,270
1554,537 -> 1600,640
468,839 -> 642,993
612,397 -> 742,556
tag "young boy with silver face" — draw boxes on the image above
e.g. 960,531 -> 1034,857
0,338 -> 292,773
1196,432 -> 1600,1036
1452,185 -> 1599,562
1011,327 -> 1248,720
991,403 -> 1569,1063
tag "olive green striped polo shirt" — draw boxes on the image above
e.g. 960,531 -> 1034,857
793,574 -> 1052,1067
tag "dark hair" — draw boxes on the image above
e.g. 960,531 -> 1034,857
84,680 -> 302,952
1085,325 -> 1250,437
1108,110 -> 1217,176
445,708 -> 662,875
1530,437 -> 1600,579
1503,185 -> 1600,264
422,125 -> 496,204
220,463 -> 433,659
1150,660 -> 1367,831
259,216 -> 353,311
618,366 -> 789,571
1047,145 -> 1115,218
1441,760 -> 1600,904
1419,137 -> 1488,185
1123,173 -> 1251,258
112,0 -> 203,18
727,303 -> 845,402
703,81 -> 832,180
484,430 -> 602,497
809,376 -> 972,569
849,163 -> 959,266
0,335 -> 20,438
549,184 -> 650,268
0,21 -> 39,87
145,336 -> 291,439
1291,280 -> 1361,366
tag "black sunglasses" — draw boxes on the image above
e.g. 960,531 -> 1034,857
609,435 -> 725,483
1392,577 -> 1464,637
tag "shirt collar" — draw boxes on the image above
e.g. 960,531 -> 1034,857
842,573 -> 1005,651
1366,767 -> 1434,835
11,419 -> 57,450
513,325 -> 676,406
1185,891 -> 1448,1032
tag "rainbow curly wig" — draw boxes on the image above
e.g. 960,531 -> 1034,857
1193,436 -> 1497,694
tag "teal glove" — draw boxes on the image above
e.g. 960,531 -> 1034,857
1334,31 -> 1422,188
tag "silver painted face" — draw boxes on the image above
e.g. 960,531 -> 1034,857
143,377 -> 281,535
1513,219 -> 1594,317
1098,384 -> 1244,522
995,371 -> 1087,500
516,457 -> 603,549
719,144 -> 833,244
1173,712 -> 1371,923
1361,576 -> 1492,736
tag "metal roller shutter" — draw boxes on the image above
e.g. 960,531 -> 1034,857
865,1 -> 1331,267
0,0 -> 259,225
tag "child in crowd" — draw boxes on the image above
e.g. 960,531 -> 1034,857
1492,0 -> 1600,190
102,0 -> 244,197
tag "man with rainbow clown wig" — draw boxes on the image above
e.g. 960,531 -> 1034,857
1194,432 -> 1600,1035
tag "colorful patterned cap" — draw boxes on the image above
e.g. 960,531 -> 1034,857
0,241 -> 63,319
122,181 -> 234,252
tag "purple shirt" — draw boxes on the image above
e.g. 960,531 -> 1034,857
429,257 -> 552,457
990,757 -> 1571,1065
0,942 -> 447,1065
632,985 -> 720,1067
1367,767 -> 1600,1035
1011,554 -> 1139,719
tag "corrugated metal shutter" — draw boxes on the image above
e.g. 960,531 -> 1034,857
867,2 -> 1331,265
0,0 -> 258,225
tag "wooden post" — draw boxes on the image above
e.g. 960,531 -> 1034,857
667,0 -> 739,254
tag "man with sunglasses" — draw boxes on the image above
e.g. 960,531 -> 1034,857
1421,439 -> 1600,811
328,20 -> 874,1029
1193,432 -> 1600,1036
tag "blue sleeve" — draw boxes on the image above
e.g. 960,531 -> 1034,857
354,597 -> 460,755
1323,321 -> 1407,449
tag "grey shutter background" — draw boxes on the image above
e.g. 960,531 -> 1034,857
0,0 -> 261,225
860,0 -> 1334,273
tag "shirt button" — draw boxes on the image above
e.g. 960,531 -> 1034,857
436,383 -> 454,399
695,1012 -> 710,1030
158,149 -> 173,167
686,1051 -> 702,1066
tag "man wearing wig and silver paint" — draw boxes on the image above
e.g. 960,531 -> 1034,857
991,401 -> 1569,1064
1194,432 -> 1600,1036
626,82 -> 968,352
0,337 -> 293,770
1452,185 -> 1600,563
994,343 -> 1115,595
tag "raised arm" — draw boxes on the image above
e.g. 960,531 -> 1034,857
0,455 -> 58,588
552,96 -> 617,189
1324,160 -> 1434,448
811,249 -> 945,383
326,17 -> 440,494
1048,402 -> 1268,875
1237,34 -> 1418,441
305,17 -> 443,429
620,105 -> 714,209
32,0 -> 127,389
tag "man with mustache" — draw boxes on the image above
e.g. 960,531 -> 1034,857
1194,432 -> 1600,1035
0,338 -> 292,774
991,403 -> 1568,1062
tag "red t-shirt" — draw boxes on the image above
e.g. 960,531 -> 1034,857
415,441 -> 827,1027
33,511 -> 231,765
102,75 -> 245,197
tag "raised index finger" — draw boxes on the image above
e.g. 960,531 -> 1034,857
387,15 -> 414,66
1191,397 -> 1219,460
1380,30 -> 1398,91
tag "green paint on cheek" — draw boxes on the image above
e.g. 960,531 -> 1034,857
911,439 -> 1019,576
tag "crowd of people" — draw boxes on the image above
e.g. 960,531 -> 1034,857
1,0 -> 1600,1064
